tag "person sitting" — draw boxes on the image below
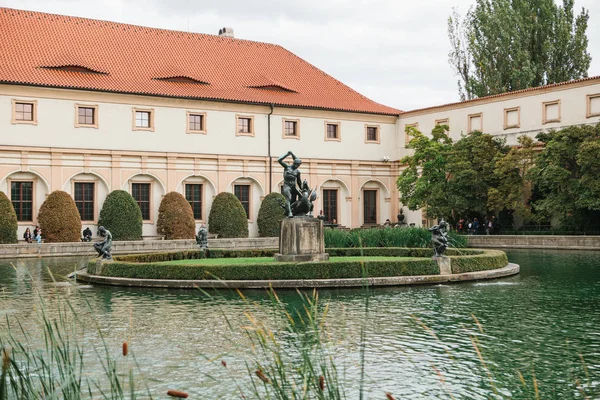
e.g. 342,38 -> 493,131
383,218 -> 392,228
23,227 -> 32,243
35,227 -> 42,244
82,227 -> 93,242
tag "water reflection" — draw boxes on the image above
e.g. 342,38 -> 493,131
0,250 -> 599,398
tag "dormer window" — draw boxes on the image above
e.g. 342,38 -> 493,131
39,65 -> 108,75
153,76 -> 209,85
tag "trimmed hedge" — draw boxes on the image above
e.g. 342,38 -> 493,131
157,192 -> 195,240
113,249 -> 277,263
324,227 -> 468,248
208,192 -> 248,238
88,258 -> 439,280
0,191 -> 17,244
257,192 -> 286,237
38,190 -> 81,243
98,190 -> 143,241
450,250 -> 508,274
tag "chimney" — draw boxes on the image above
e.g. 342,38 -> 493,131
218,27 -> 234,38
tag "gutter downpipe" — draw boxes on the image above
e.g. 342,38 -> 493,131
268,104 -> 275,193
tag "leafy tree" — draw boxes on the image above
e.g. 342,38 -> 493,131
98,190 -> 143,241
0,191 -> 17,244
157,192 -> 196,240
488,135 -> 537,222
208,192 -> 248,238
38,190 -> 81,243
397,125 -> 453,220
257,192 -> 286,237
448,0 -> 591,99
398,126 -> 507,222
446,130 -> 508,218
529,124 -> 600,228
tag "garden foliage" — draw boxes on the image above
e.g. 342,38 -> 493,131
208,192 -> 248,238
98,190 -> 143,241
257,192 -> 286,237
38,190 -> 81,243
0,191 -> 17,244
157,191 -> 196,240
324,227 -> 468,249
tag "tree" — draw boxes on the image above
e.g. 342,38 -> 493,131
157,192 -> 196,240
488,135 -> 537,222
208,192 -> 248,238
0,191 -> 17,244
98,190 -> 143,241
528,124 -> 600,229
397,125 -> 453,221
38,190 -> 81,242
398,126 -> 507,223
257,192 -> 286,237
448,0 -> 591,99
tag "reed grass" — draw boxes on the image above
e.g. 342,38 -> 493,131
324,227 -> 467,249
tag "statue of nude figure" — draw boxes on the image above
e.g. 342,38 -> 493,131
278,151 -> 302,218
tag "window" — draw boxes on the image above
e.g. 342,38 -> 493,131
234,184 -> 250,219
12,100 -> 37,125
11,181 -> 33,222
468,113 -> 483,133
132,108 -> 154,131
587,94 -> 600,118
435,118 -> 449,131
325,122 -> 340,141
187,112 -> 206,134
132,183 -> 151,220
504,107 -> 520,129
404,123 -> 418,146
185,184 -> 203,220
236,115 -> 254,136
543,100 -> 561,124
365,125 -> 380,143
363,190 -> 377,224
74,182 -> 95,221
283,119 -> 299,138
75,104 -> 98,128
323,189 -> 338,223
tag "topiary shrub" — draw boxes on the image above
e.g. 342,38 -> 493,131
208,192 -> 248,238
0,191 -> 17,244
257,192 -> 285,237
37,190 -> 81,243
157,192 -> 196,240
98,190 -> 143,241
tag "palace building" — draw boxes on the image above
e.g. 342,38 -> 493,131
1,7 -> 600,237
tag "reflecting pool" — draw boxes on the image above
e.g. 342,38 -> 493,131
0,249 -> 599,398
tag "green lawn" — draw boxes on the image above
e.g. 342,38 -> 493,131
162,256 -> 414,266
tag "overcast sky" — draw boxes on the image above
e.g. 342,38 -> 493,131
2,0 -> 599,111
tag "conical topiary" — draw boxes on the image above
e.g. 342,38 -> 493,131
208,192 -> 248,238
98,190 -> 143,241
257,192 -> 286,237
38,190 -> 82,243
157,191 -> 196,240
0,191 -> 18,244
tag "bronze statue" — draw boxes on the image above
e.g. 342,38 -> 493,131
429,219 -> 449,257
196,224 -> 208,250
290,180 -> 317,217
94,226 -> 113,260
278,151 -> 303,218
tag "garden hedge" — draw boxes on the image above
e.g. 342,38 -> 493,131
257,192 -> 286,237
38,190 -> 81,243
157,192 -> 195,240
87,258 -> 440,280
208,192 -> 248,238
87,248 -> 508,281
98,190 -> 143,241
0,191 -> 17,244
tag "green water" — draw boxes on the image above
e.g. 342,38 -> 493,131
0,249 -> 599,399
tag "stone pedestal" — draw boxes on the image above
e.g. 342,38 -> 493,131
433,256 -> 452,275
275,217 -> 329,262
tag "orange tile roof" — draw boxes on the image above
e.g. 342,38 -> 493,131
0,7 -> 401,116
